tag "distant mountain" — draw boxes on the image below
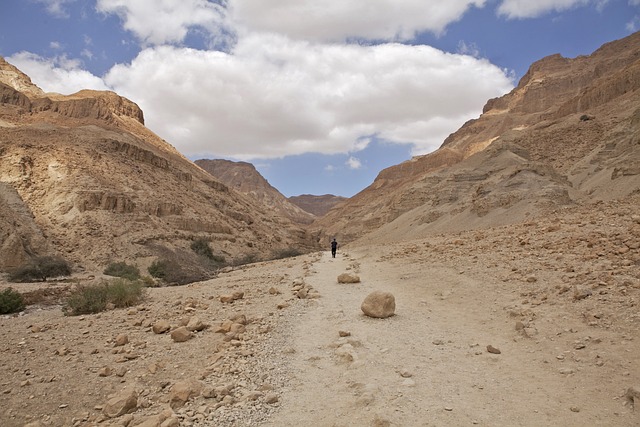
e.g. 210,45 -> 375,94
0,57 -> 318,274
288,194 -> 346,217
195,159 -> 316,225
313,31 -> 640,244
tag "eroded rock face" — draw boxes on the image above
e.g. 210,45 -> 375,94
0,56 -> 319,272
314,32 -> 640,244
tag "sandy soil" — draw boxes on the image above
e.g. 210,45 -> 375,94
1,204 -> 639,427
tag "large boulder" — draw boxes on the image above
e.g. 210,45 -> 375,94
361,291 -> 395,318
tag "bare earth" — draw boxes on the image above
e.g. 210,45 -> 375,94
1,201 -> 639,427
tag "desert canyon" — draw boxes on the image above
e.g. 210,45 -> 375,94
0,31 -> 639,427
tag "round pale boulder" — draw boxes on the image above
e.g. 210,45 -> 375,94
361,291 -> 395,318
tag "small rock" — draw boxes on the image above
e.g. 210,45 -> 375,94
98,366 -> 113,377
170,327 -> 193,343
152,320 -> 171,334
102,388 -> 138,418
219,291 -> 244,303
570,406 -> 580,412
338,330 -> 351,337
573,286 -> 592,301
444,406 -> 453,411
186,316 -> 207,332
625,386 -> 640,409
338,273 -> 361,284
114,334 -> 129,347
264,393 -> 279,404
170,380 -> 203,409
486,345 -> 501,354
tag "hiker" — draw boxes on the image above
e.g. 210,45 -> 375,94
331,238 -> 338,258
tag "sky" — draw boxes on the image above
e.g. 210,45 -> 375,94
1,1 -> 639,197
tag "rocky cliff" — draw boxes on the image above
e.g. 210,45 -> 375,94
195,159 -> 315,225
0,57 -> 318,274
314,31 -> 640,244
288,194 -> 347,217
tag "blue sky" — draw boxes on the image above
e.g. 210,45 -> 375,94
1,1 -> 639,197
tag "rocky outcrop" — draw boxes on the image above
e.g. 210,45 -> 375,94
196,159 -> 315,225
0,57 -> 319,272
314,31 -> 640,244
0,182 -> 50,270
288,194 -> 347,217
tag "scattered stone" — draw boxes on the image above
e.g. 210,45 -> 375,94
399,370 -> 413,378
264,393 -> 279,404
153,320 -> 171,334
170,327 -> 193,343
98,366 -> 112,377
570,406 -> 580,412
277,301 -> 290,309
573,286 -> 592,301
102,388 -> 138,418
170,380 -> 203,409
114,334 -> 129,347
337,273 -> 361,284
338,330 -> 351,337
245,391 -> 264,401
625,386 -> 640,409
361,291 -> 396,318
444,406 -> 453,411
559,368 -> 575,375
220,291 -> 244,303
186,316 -> 207,332
268,287 -> 280,295
486,345 -> 501,354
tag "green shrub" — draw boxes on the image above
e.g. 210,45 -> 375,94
104,261 -> 140,281
63,279 -> 146,316
8,256 -> 71,282
0,288 -> 26,314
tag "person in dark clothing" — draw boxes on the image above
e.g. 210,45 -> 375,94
331,238 -> 338,258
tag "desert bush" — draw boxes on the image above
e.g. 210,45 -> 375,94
0,288 -> 26,314
190,239 -> 226,266
148,259 -> 171,279
272,247 -> 302,260
191,238 -> 214,259
103,261 -> 140,281
233,253 -> 259,266
148,258 -> 206,285
8,256 -> 71,282
63,279 -> 146,316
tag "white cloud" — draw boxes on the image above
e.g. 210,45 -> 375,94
96,0 -> 231,46
49,41 -> 62,50
35,0 -> 76,18
346,157 -> 363,170
497,0 -> 603,19
103,35 -> 512,160
95,0 -> 490,46
6,52 -> 110,94
229,0 -> 487,42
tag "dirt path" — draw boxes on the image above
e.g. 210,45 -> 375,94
265,246 -> 638,427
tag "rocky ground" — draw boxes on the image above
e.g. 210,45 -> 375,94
1,198 -> 639,427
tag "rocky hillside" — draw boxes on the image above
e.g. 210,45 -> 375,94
0,57 -> 318,273
314,31 -> 640,244
195,159 -> 315,225
288,194 -> 346,217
